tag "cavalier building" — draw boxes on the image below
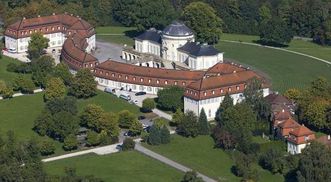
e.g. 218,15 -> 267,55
5,15 -> 270,120
4,13 -> 96,53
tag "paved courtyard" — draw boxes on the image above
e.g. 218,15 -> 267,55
92,40 -> 125,63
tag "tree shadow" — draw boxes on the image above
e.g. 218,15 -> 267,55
124,30 -> 141,39
253,40 -> 289,48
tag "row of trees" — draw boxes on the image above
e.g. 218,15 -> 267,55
2,0 -> 331,45
0,131 -> 102,181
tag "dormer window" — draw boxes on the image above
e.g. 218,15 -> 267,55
133,77 -> 136,81
106,72 -> 109,76
118,75 -> 122,78
174,81 -> 178,85
140,78 -> 144,82
125,76 -> 128,80
183,82 -> 186,86
228,87 -> 232,92
148,79 -> 151,83
157,80 -> 160,84
111,73 -> 115,77
204,92 -> 207,96
212,90 -> 215,95
165,81 -> 168,85
236,86 -> 240,90
220,89 -> 224,93
52,27 -> 55,31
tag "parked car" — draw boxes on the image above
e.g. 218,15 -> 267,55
116,144 -> 122,151
138,115 -> 146,120
124,131 -> 135,137
135,91 -> 146,96
119,94 -> 131,101
8,48 -> 16,53
104,87 -> 116,94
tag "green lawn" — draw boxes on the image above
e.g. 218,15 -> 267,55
45,151 -> 183,182
0,56 -> 31,84
216,41 -> 331,92
143,135 -> 283,182
0,90 -> 140,154
96,26 -> 137,35
222,33 -> 331,62
96,26 -> 331,92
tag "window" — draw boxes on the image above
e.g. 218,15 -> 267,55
147,87 -> 152,91
212,90 -> 215,95
183,82 -> 186,86
204,92 -> 207,96
148,79 -> 151,83
133,77 -> 136,81
228,87 -> 232,92
236,86 -> 240,90
209,109 -> 211,117
221,89 -> 224,93
125,76 -> 128,80
174,81 -> 178,85
111,73 -> 115,77
118,75 -> 122,78
157,80 -> 160,84
140,78 -> 144,82
165,81 -> 168,85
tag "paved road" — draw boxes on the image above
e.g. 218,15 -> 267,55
135,143 -> 217,182
42,142 -> 121,163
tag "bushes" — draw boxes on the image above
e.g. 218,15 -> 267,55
122,138 -> 135,151
39,140 -> 56,156
63,134 -> 78,151
147,125 -> 170,145
13,75 -> 35,94
142,98 -> 155,112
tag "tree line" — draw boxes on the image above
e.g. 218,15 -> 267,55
2,0 -> 331,46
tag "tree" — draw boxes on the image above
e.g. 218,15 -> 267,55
122,138 -> 135,151
259,17 -> 293,46
97,112 -> 120,137
258,4 -> 271,24
80,104 -> 104,127
157,86 -> 184,111
142,98 -> 156,112
182,170 -> 204,182
44,77 -> 66,101
69,68 -> 97,98
148,125 -> 161,145
50,111 -> 79,141
153,118 -> 168,129
284,88 -> 301,102
112,0 -> 177,30
27,32 -> 49,60
303,99 -> 328,130
172,108 -> 184,126
13,75 -> 35,94
129,120 -> 143,136
297,142 -> 331,182
31,55 -> 55,87
160,126 -> 171,144
232,151 -> 259,181
0,80 -> 13,99
215,93 -> 233,122
259,148 -> 287,174
182,1 -> 223,44
118,110 -> 136,129
87,130 -> 100,146
38,140 -> 55,156
310,77 -> 329,99
63,134 -> 78,151
45,96 -> 78,115
198,108 -> 209,135
53,63 -> 73,85
177,111 -> 199,137
212,126 -> 236,150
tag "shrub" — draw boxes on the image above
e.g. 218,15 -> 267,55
148,125 -> 161,145
87,130 -> 100,146
122,138 -> 135,151
160,127 -> 171,144
63,134 -> 78,151
39,140 -> 56,156
142,98 -> 156,112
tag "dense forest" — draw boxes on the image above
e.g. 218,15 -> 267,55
0,0 -> 331,44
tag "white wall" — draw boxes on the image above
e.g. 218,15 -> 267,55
288,142 -> 307,155
179,51 -> 224,70
162,34 -> 194,62
135,40 -> 161,57
96,77 -> 161,95
86,35 -> 96,52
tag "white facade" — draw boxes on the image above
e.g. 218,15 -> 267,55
187,53 -> 224,70
162,34 -> 194,62
5,32 -> 96,53
135,40 -> 161,57
287,142 -> 308,155
184,88 -> 270,120
96,77 -> 161,95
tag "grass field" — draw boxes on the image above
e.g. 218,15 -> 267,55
0,56 -> 31,84
222,33 -> 331,62
0,90 -> 140,154
143,135 -> 284,182
45,151 -> 183,182
95,26 -> 331,92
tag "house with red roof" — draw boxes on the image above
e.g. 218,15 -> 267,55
287,125 -> 316,154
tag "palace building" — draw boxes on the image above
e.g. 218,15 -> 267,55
5,15 -> 270,120
122,21 -> 224,70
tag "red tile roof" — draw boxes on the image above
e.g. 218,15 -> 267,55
279,118 -> 300,129
290,125 -> 314,137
